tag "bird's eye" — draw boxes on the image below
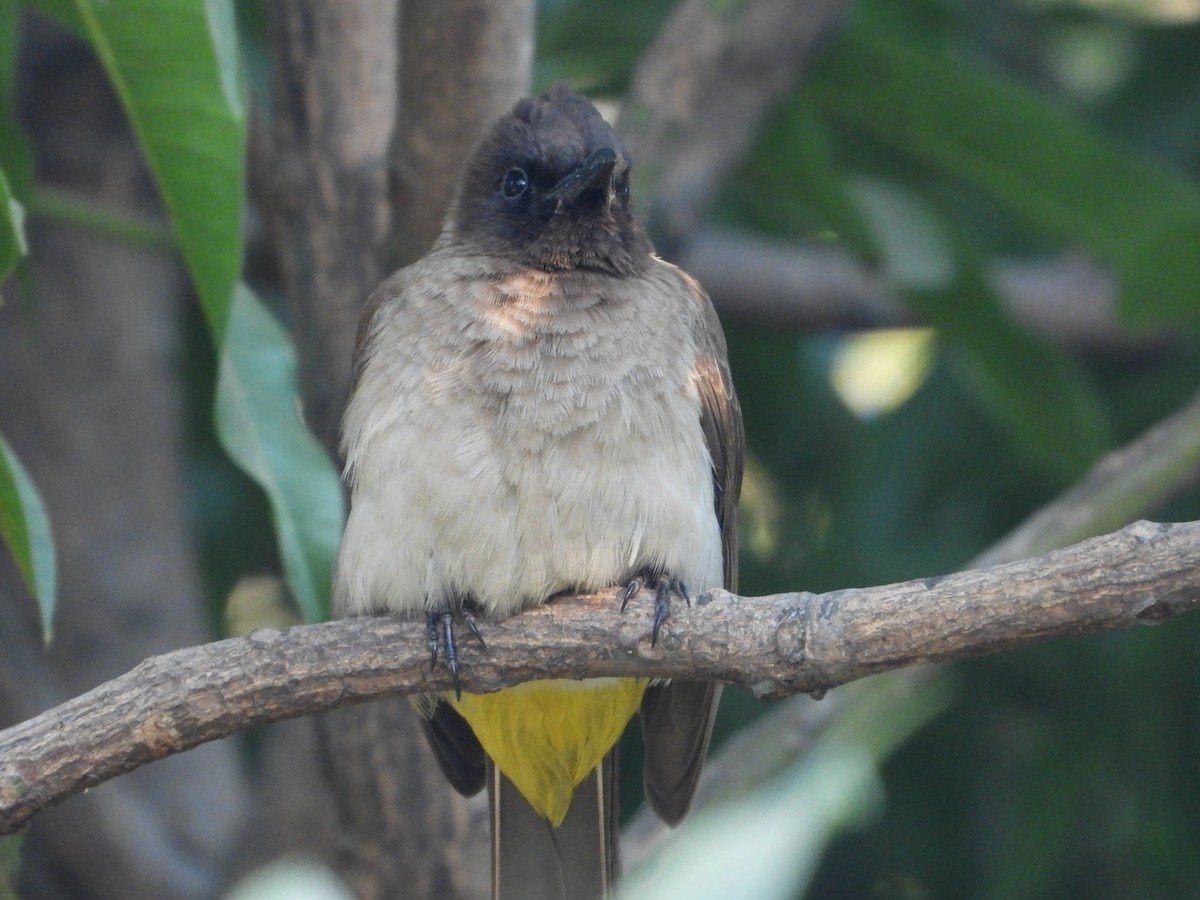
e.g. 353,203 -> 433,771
615,174 -> 630,201
501,167 -> 530,199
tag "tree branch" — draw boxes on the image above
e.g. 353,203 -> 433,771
680,229 -> 1162,353
3,518 -> 1198,836
260,1 -> 396,451
618,0 -> 848,253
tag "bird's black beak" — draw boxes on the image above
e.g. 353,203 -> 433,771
546,147 -> 618,206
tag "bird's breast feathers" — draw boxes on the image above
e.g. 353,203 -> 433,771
335,258 -> 722,619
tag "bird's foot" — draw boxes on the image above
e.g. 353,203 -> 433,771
620,572 -> 690,647
426,604 -> 487,699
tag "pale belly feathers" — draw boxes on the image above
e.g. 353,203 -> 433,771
335,263 -> 723,620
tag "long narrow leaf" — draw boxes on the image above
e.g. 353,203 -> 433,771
0,0 -> 33,190
37,0 -> 247,337
215,285 -> 344,623
0,435 -> 56,641
0,168 -> 24,283
25,0 -> 342,618
0,0 -> 29,278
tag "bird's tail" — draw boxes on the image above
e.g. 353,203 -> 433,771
489,752 -> 619,900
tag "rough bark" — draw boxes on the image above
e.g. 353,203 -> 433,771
259,1 -> 396,453
3,518 -> 1198,837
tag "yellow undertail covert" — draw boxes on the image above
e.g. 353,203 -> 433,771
449,677 -> 647,826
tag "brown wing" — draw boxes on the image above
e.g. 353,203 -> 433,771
690,273 -> 744,593
641,267 -> 744,825
345,269 -> 405,400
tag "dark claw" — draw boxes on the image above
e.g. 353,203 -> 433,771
620,577 -> 643,611
623,573 -> 690,646
426,606 -> 489,699
439,611 -> 462,699
671,576 -> 691,607
462,608 -> 487,650
651,577 -> 672,646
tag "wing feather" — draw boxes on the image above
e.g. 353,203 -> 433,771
641,265 -> 744,825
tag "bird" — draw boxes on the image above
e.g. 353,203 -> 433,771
333,81 -> 743,900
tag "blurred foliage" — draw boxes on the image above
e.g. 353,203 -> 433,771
0,834 -> 18,900
550,0 -> 1200,897
625,674 -> 955,900
0,435 -> 54,639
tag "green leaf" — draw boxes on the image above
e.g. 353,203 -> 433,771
0,0 -> 30,280
1,833 -> 23,900
215,285 -> 344,622
27,1 -> 343,617
851,177 -> 1111,478
787,103 -> 882,255
0,0 -> 35,197
31,0 -> 247,337
0,434 -> 56,641
0,167 -> 24,283
812,17 -> 1200,329
848,176 -> 952,291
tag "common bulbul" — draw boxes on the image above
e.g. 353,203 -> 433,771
334,82 -> 744,900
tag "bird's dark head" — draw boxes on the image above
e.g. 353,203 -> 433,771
450,82 -> 652,275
